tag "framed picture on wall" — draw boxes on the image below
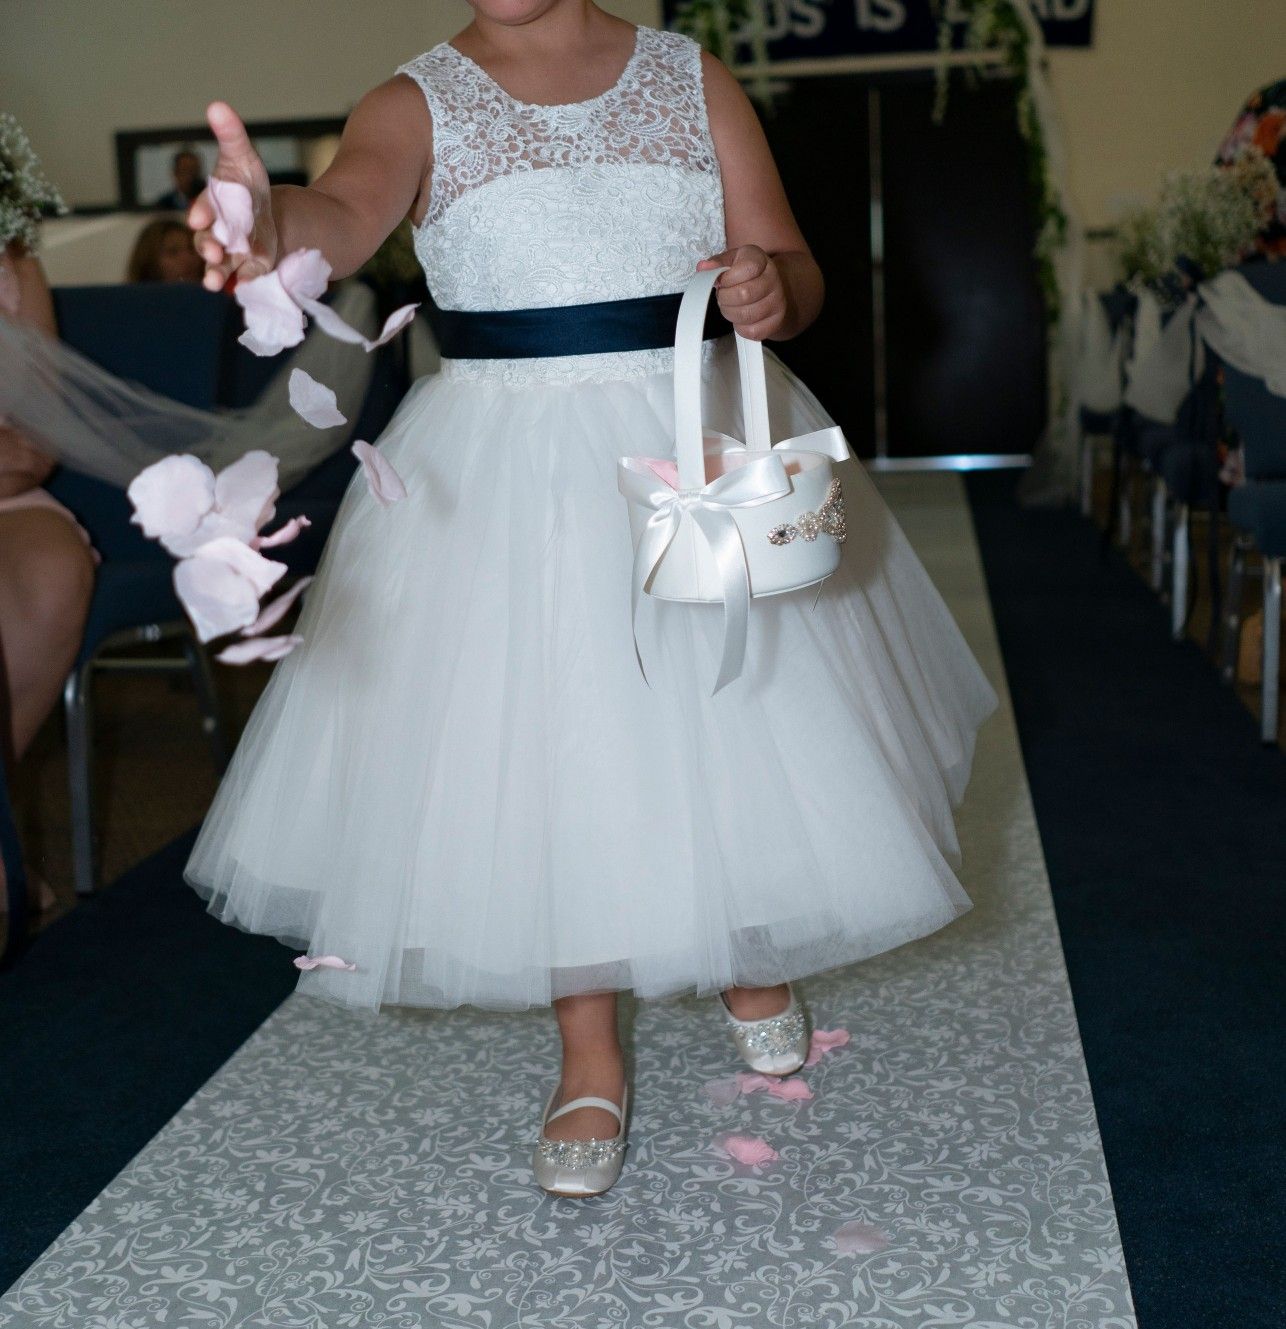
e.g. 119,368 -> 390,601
113,117 -> 345,210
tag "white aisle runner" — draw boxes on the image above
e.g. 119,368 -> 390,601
1,473 -> 1137,1329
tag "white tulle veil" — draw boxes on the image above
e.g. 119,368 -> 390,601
0,281 -> 381,490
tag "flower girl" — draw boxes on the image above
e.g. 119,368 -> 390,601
185,0 -> 997,1197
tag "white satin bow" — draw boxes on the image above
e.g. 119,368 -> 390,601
618,451 -> 793,695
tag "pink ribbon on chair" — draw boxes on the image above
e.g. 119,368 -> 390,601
618,451 -> 792,695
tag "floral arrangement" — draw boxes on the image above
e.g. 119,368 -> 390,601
0,113 -> 67,252
1117,150 -> 1277,302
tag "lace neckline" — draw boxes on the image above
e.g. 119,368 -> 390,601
440,25 -> 644,111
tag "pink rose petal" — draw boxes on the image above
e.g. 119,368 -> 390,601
293,953 -> 356,972
734,1072 -> 813,1102
366,302 -> 419,349
216,633 -> 302,664
288,368 -> 347,428
277,248 -> 331,303
297,295 -> 368,347
716,1134 -> 779,1168
702,1077 -> 743,1108
213,450 -> 279,538
351,439 -> 406,506
127,454 -> 216,545
173,551 -> 264,642
236,270 -> 306,356
241,575 -> 312,636
207,178 -> 254,255
832,1220 -> 891,1255
804,1027 -> 851,1068
253,514 -> 311,551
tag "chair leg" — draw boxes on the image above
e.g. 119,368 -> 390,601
1150,477 -> 1168,592
63,662 -> 97,896
1118,462 -> 1134,549
1171,504 -> 1190,641
183,634 -> 229,774
1222,535 -> 1249,683
1263,556 -> 1281,745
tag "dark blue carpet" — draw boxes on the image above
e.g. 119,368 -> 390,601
967,471 -> 1286,1329
0,831 -> 295,1284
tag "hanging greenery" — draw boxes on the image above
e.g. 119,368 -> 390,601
933,1 -> 1067,321
670,0 -> 755,67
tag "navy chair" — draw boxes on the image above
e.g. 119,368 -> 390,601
1220,261 -> 1286,744
45,281 -> 407,894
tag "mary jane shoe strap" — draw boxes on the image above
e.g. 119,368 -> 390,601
546,1094 -> 625,1128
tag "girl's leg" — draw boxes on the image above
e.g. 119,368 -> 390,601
543,990 -> 627,1143
0,509 -> 94,763
722,982 -> 792,1020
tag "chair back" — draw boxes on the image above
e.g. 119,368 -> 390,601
1221,262 -> 1286,482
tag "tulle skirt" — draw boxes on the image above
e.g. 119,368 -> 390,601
184,339 -> 999,1012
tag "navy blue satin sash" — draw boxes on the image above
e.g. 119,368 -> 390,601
429,290 -> 733,360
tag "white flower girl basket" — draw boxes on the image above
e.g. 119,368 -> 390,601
617,265 -> 853,693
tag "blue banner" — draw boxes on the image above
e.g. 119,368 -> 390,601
662,1 -> 1095,60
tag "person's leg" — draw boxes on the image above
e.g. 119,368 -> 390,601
0,508 -> 94,763
722,982 -> 792,1020
543,991 -> 627,1143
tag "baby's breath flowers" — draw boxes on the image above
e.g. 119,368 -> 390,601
0,113 -> 68,253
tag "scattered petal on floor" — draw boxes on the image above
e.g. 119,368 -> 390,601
207,178 -> 254,255
216,634 -> 303,665
715,1134 -> 779,1168
292,954 -> 357,972
736,1072 -> 814,1101
804,1027 -> 851,1067
241,576 -> 313,636
701,1077 -> 743,1108
352,439 -> 407,506
288,368 -> 347,428
832,1220 -> 891,1255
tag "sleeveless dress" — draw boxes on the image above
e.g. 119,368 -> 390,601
184,26 -> 999,1013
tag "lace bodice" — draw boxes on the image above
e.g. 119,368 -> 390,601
395,26 -> 726,386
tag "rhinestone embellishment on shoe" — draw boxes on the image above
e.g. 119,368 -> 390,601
737,1005 -> 808,1055
536,1137 -> 626,1168
767,478 -> 847,546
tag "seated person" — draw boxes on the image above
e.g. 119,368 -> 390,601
127,217 -> 205,284
0,241 -> 96,917
152,147 -> 208,211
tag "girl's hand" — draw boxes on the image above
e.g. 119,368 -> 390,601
697,245 -> 788,342
187,102 -> 278,292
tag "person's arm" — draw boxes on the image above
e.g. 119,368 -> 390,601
188,78 -> 433,290
696,51 -> 824,342
0,245 -> 57,495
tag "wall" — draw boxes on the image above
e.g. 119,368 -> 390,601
3,1 -> 1283,227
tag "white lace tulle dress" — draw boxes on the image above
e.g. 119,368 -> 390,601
184,26 -> 1000,1013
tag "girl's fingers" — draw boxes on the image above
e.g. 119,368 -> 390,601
720,293 -> 782,329
717,271 -> 779,308
206,101 -> 261,175
187,190 -> 215,233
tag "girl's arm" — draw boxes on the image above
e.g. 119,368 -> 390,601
188,79 -> 432,290
0,245 -> 58,495
696,52 -> 824,342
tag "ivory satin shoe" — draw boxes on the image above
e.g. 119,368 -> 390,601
720,983 -> 810,1076
533,1082 -> 630,1198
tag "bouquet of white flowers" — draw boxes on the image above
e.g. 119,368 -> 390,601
1118,149 -> 1277,303
0,113 -> 67,253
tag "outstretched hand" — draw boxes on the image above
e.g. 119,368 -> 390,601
187,102 -> 278,292
697,245 -> 788,342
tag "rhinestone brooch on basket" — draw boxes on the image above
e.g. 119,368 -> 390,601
767,478 -> 847,547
